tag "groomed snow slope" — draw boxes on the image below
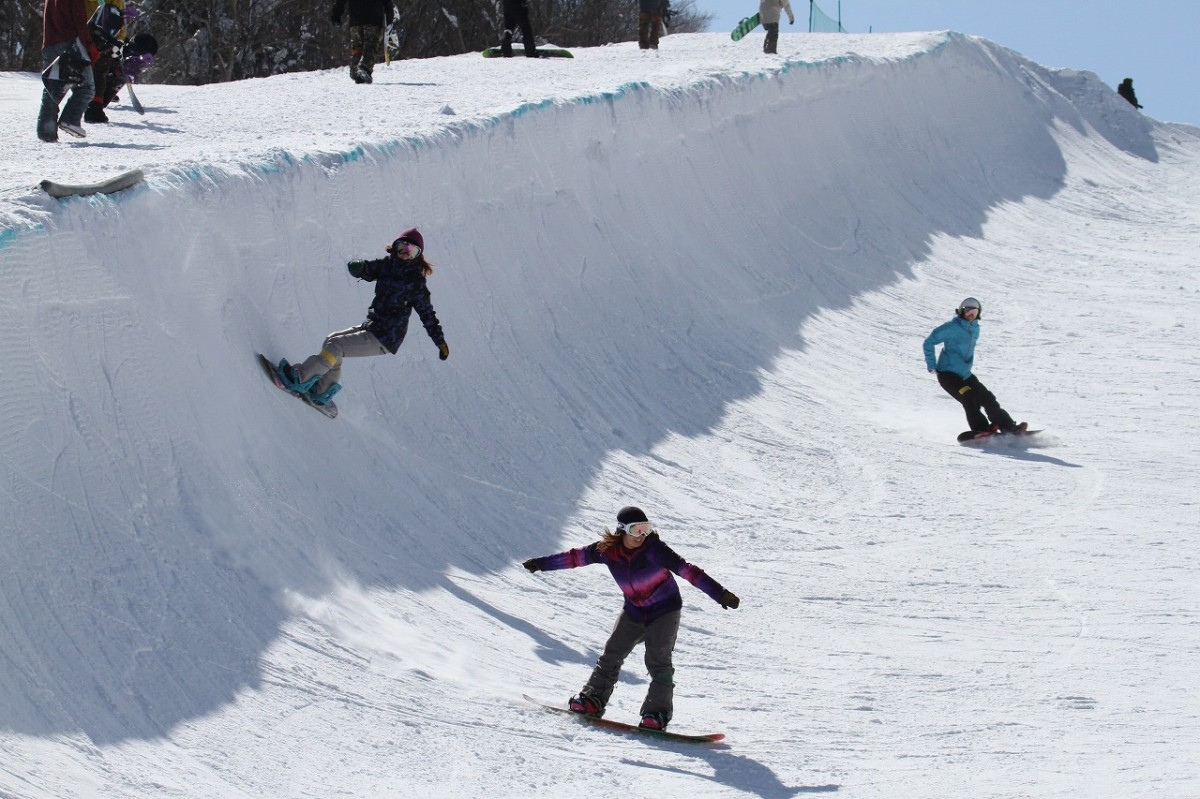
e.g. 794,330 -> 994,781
1,32 -> 1198,798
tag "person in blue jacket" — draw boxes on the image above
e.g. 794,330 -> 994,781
522,505 -> 740,731
923,297 -> 1024,434
277,228 -> 449,407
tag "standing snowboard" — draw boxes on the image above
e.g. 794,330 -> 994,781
730,13 -> 761,41
523,695 -> 724,744
258,353 -> 338,418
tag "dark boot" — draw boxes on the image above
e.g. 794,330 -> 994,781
84,100 -> 109,123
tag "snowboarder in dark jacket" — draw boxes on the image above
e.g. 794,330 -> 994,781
1117,78 -> 1143,110
277,228 -> 449,407
331,0 -> 393,83
522,506 -> 740,731
923,297 -> 1024,434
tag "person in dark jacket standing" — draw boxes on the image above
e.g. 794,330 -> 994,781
923,297 -> 1024,434
637,0 -> 667,49
522,506 -> 740,731
499,0 -> 538,57
1117,78 -> 1143,110
331,0 -> 394,84
277,228 -> 450,407
38,0 -> 99,141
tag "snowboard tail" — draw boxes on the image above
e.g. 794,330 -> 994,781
258,353 -> 338,418
730,13 -> 761,41
523,695 -> 724,743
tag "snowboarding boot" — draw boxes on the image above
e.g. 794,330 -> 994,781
85,101 -> 109,123
500,29 -> 514,57
639,711 -> 669,730
308,382 -> 342,407
277,359 -> 319,393
568,692 -> 604,717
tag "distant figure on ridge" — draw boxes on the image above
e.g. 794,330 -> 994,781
759,0 -> 794,55
923,297 -> 1026,437
638,0 -> 667,49
272,228 -> 449,411
499,0 -> 538,57
38,0 -> 100,141
1117,78 -> 1143,110
330,0 -> 394,84
82,0 -> 123,123
522,505 -> 740,732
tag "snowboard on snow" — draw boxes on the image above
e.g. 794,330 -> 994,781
482,45 -> 573,58
730,13 -> 761,41
523,695 -> 724,744
958,428 -> 1043,444
40,168 -> 145,199
258,353 -> 338,419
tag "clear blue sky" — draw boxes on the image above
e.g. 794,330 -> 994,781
701,0 -> 1200,126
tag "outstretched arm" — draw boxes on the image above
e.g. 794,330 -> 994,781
653,542 -> 739,608
523,544 -> 602,572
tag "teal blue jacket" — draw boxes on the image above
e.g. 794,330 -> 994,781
923,317 -> 978,378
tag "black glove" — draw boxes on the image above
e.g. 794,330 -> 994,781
330,10 -> 342,23
347,260 -> 365,278
438,342 -> 450,361
720,590 -> 740,610
522,558 -> 541,573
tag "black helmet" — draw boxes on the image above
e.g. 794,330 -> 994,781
956,297 -> 982,319
615,506 -> 648,528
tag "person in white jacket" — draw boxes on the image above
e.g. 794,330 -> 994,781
759,0 -> 794,54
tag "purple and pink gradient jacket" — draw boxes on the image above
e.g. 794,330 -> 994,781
528,535 -> 727,623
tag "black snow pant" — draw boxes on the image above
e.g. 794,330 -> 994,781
763,22 -> 779,53
581,610 -> 679,720
501,0 -> 537,56
937,371 -> 1017,433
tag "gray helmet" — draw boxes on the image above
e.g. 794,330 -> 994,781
956,297 -> 982,319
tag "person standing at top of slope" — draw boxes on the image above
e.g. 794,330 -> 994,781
37,0 -> 100,141
275,228 -> 449,408
521,506 -> 740,732
499,0 -> 538,57
759,0 -> 794,55
637,0 -> 667,49
330,0 -> 393,83
924,297 -> 1025,435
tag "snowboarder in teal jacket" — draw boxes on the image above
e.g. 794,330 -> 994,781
923,297 -> 1023,433
522,506 -> 740,731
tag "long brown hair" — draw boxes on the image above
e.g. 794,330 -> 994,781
596,528 -> 623,553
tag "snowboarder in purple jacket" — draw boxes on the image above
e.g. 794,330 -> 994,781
522,505 -> 740,731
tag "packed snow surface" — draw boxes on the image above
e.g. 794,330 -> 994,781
2,31 -> 1198,799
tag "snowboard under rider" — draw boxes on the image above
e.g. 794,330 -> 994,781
277,228 -> 449,407
923,297 -> 1025,434
521,505 -> 740,732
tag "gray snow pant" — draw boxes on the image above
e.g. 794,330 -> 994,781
295,324 -> 388,394
582,610 -> 679,719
